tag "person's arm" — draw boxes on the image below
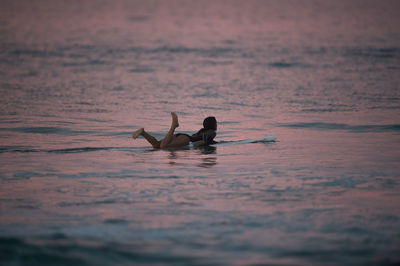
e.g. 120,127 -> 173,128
194,130 -> 216,147
193,140 -> 206,147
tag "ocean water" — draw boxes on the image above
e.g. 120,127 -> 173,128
1,0 -> 400,265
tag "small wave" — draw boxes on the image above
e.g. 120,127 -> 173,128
11,49 -> 64,58
62,59 -> 107,67
0,126 -> 64,134
0,148 -> 39,153
279,122 -> 400,133
13,171 -> 45,179
199,60 -> 234,66
103,218 -> 129,224
49,147 -> 110,153
217,121 -> 240,125
0,236 -> 206,266
0,146 -> 152,154
129,66 -> 154,73
58,199 -> 123,207
0,146 -> 37,153
0,126 -> 92,135
112,86 -> 124,91
344,47 -> 399,59
128,15 -> 150,22
250,136 -> 277,143
268,62 -> 311,68
196,106 -> 229,110
129,45 -> 238,58
302,107 -> 355,113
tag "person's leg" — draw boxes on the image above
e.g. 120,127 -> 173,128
160,112 -> 179,148
161,134 -> 190,148
132,128 -> 160,148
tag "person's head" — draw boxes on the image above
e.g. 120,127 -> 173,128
203,116 -> 217,130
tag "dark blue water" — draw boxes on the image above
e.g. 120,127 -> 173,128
1,0 -> 400,265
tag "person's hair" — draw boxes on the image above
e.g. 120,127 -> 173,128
203,116 -> 217,130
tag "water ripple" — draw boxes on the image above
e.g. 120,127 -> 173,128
279,122 -> 400,133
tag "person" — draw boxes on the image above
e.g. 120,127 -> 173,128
132,112 -> 217,148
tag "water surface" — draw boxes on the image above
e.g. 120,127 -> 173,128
1,0 -> 400,265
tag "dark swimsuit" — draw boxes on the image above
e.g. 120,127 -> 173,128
175,129 -> 217,145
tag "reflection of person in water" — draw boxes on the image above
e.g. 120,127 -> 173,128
132,112 -> 217,149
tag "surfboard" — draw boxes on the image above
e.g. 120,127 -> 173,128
210,135 -> 276,147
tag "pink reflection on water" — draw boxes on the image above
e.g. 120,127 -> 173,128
3,0 -> 399,47
1,2 -> 400,263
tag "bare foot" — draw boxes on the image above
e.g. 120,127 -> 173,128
171,112 -> 179,128
132,128 -> 144,139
